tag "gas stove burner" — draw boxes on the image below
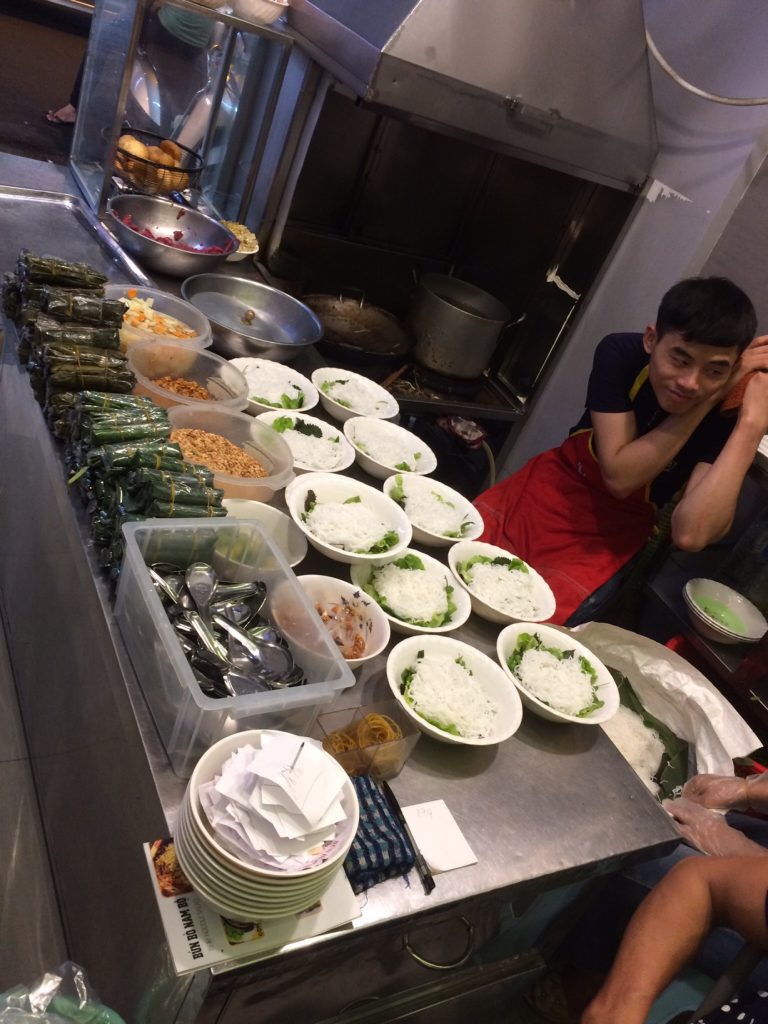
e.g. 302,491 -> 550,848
413,364 -> 485,398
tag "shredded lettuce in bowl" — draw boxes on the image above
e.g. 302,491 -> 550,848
506,631 -> 604,718
363,553 -> 457,628
457,553 -> 528,584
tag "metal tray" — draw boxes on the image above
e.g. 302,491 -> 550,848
0,184 -> 150,286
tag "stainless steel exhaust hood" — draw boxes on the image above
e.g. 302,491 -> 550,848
288,0 -> 657,191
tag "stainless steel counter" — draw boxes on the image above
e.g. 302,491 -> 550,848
0,153 -> 680,1023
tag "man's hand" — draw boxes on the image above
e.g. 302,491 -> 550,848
682,773 -> 749,811
663,797 -> 768,856
739,368 -> 768,435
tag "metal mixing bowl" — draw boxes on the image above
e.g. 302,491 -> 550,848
181,273 -> 323,362
106,195 -> 238,279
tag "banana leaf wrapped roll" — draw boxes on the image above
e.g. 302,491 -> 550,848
85,419 -> 171,446
71,411 -> 169,446
24,282 -> 104,304
16,249 -> 108,289
76,391 -> 160,415
47,363 -> 135,394
125,467 -> 224,508
144,500 -> 228,518
42,342 -> 129,374
86,439 -> 184,473
34,317 -> 121,352
41,289 -> 124,326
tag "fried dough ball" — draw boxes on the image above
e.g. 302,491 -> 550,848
117,134 -> 148,161
159,139 -> 183,163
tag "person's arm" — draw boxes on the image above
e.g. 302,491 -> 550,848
582,857 -> 768,1024
591,400 -> 719,500
671,371 -> 768,550
664,797 -> 768,857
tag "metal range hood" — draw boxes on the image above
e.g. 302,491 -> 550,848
287,0 -> 657,191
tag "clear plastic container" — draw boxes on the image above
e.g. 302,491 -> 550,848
116,519 -> 355,777
128,340 -> 249,411
168,405 -> 295,501
104,283 -> 213,351
312,701 -> 420,780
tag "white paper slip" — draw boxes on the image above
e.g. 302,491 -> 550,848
402,800 -> 477,874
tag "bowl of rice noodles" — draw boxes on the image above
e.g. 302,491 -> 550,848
496,622 -> 619,725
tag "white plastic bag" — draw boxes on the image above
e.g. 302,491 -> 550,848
570,622 -> 760,775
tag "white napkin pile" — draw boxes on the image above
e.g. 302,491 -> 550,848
198,734 -> 350,872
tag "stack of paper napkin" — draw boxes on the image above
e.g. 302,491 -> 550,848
198,733 -> 350,872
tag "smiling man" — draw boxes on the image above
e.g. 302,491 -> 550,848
475,277 -> 768,625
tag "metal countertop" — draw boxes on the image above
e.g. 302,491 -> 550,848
0,152 -> 680,982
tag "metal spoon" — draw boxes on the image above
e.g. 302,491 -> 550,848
213,614 -> 295,682
209,598 -> 254,627
185,562 -> 218,625
186,610 -> 228,662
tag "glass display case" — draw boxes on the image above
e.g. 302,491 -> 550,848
70,0 -> 304,230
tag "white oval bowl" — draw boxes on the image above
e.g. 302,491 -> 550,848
447,540 -> 556,624
256,410 -> 356,474
683,578 -> 766,644
285,472 -> 412,565
296,575 -> 391,668
229,357 -> 319,416
311,367 -> 399,423
343,417 -> 437,480
386,635 -> 523,746
496,622 -> 619,725
382,473 -> 483,547
350,548 -> 471,636
220,499 -> 307,568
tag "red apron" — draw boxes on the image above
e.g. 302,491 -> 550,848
474,431 -> 657,624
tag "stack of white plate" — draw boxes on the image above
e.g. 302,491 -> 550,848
175,731 -> 360,920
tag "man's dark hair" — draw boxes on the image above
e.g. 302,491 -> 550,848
656,277 -> 756,353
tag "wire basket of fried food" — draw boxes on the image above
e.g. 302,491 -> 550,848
114,128 -> 204,197
314,701 -> 420,780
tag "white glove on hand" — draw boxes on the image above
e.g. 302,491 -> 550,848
662,797 -> 766,857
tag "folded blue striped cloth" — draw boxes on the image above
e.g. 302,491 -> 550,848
343,775 -> 416,894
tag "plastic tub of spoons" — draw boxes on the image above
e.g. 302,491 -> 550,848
115,519 -> 354,777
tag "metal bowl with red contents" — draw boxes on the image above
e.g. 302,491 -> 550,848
107,194 -> 238,278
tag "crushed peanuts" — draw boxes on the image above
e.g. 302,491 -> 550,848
170,428 -> 268,478
154,376 -> 213,401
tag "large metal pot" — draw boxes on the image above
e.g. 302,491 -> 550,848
302,291 -> 412,370
409,274 -> 511,379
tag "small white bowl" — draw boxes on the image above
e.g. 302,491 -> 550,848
256,410 -> 356,474
221,499 -> 307,568
285,472 -> 412,565
496,622 -> 619,725
683,578 -> 767,645
229,357 -> 319,417
447,540 -> 556,624
296,575 -> 391,668
343,417 -> 437,480
350,548 -> 471,636
311,367 -> 399,423
386,635 -> 523,746
383,473 -> 483,547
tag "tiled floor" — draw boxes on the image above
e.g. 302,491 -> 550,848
0,600 -> 67,992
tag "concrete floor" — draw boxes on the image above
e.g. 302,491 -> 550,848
0,594 -> 68,991
0,0 -> 87,993
0,0 -> 89,164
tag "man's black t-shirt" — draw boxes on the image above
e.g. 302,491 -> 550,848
569,333 -> 734,506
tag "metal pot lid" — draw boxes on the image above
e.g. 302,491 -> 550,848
182,274 -> 322,347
